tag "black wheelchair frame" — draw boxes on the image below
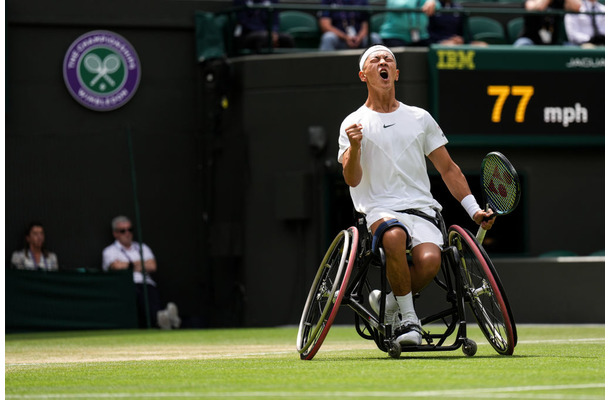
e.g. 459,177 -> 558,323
297,210 -> 517,360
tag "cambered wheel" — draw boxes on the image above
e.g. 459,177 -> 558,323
449,225 -> 517,356
296,227 -> 358,360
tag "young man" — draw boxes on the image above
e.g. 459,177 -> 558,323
338,45 -> 495,346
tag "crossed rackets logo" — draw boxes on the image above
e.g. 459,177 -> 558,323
80,50 -> 124,93
63,30 -> 140,111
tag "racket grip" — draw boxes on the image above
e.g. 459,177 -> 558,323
476,226 -> 486,244
476,206 -> 494,243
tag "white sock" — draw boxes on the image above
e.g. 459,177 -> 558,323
384,293 -> 398,323
395,293 -> 418,324
385,293 -> 397,308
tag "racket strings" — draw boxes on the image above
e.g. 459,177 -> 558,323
482,157 -> 519,214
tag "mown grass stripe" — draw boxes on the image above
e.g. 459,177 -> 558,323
5,383 -> 605,399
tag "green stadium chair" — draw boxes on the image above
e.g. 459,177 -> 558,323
539,250 -> 579,257
370,12 -> 387,33
506,17 -> 524,44
195,11 -> 227,61
279,11 -> 320,48
589,250 -> 605,256
467,16 -> 507,44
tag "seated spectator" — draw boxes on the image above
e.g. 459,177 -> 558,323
564,0 -> 604,46
514,0 -> 582,45
318,0 -> 382,51
234,0 -> 295,53
380,0 -> 441,47
11,221 -> 59,271
102,216 -> 181,330
428,0 -> 488,45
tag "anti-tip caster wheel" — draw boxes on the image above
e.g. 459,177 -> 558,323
388,341 -> 401,359
462,338 -> 477,357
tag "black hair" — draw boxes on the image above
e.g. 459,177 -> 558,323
22,221 -> 49,257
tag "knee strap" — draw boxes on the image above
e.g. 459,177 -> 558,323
371,219 -> 410,255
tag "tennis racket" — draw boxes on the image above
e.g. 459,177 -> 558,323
476,152 -> 521,243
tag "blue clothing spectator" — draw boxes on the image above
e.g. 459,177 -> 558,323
318,0 -> 382,51
428,0 -> 464,44
380,0 -> 441,46
234,0 -> 295,53
428,0 -> 488,45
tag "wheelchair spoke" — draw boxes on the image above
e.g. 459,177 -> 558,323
449,225 -> 516,356
474,298 -> 506,340
297,227 -> 358,360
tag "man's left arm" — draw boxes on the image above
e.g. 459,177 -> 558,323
141,244 -> 157,273
428,146 -> 495,229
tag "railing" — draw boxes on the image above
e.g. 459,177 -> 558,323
214,3 -> 604,55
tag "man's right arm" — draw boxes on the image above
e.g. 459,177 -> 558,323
102,247 -> 129,271
341,123 -> 363,187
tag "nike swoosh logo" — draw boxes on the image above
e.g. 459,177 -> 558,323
383,123 -> 396,128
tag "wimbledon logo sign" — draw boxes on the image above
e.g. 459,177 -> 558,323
63,30 -> 141,111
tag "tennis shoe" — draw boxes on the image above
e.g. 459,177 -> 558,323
368,290 -> 401,331
166,302 -> 182,329
394,321 -> 423,346
157,309 -> 171,330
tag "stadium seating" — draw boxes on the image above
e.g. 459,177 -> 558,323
370,12 -> 387,34
467,16 -> 508,44
506,17 -> 524,44
279,11 -> 320,49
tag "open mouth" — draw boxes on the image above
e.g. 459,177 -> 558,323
380,70 -> 389,80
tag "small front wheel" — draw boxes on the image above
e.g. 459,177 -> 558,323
388,340 -> 401,359
462,338 -> 478,357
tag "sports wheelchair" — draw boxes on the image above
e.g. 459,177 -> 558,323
296,209 -> 517,360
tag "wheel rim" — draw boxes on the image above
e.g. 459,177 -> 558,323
296,230 -> 349,355
449,226 -> 515,355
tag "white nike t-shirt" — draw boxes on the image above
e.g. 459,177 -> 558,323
338,102 -> 448,218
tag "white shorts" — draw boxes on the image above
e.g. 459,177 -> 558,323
365,207 -> 443,249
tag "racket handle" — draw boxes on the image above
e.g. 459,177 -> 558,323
476,226 -> 486,244
476,205 -> 494,244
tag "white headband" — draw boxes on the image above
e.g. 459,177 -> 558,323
359,45 -> 395,72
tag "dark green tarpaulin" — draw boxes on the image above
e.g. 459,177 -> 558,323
6,269 -> 138,333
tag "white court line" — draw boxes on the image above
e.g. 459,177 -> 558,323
5,337 -> 605,367
4,383 -> 605,399
518,338 -> 604,344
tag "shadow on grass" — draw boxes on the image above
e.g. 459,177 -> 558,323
311,353 -> 541,362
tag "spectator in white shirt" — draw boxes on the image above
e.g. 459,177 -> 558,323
102,216 -> 180,329
565,0 -> 605,46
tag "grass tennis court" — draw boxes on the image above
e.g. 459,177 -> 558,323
5,325 -> 604,399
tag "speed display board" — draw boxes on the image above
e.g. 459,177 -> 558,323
428,45 -> 604,146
